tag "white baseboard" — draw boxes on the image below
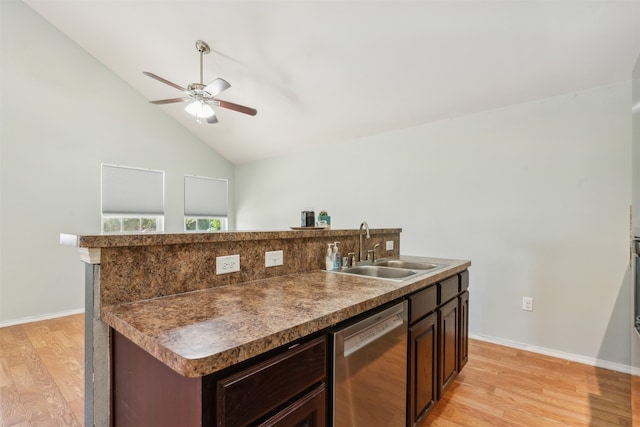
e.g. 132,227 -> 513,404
470,333 -> 637,376
0,308 -> 85,328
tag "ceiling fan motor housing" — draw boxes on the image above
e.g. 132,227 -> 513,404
188,83 -> 207,92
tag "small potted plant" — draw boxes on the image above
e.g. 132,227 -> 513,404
318,210 -> 331,229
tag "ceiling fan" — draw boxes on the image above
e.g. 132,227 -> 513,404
143,40 -> 257,124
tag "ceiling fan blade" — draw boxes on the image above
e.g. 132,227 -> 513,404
204,78 -> 231,97
149,97 -> 190,105
206,114 -> 219,124
213,99 -> 258,116
143,71 -> 187,92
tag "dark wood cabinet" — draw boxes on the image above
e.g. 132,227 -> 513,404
259,384 -> 325,427
458,290 -> 469,370
112,331 -> 204,427
407,270 -> 469,427
409,285 -> 437,323
216,337 -> 326,426
438,297 -> 459,396
408,311 -> 438,426
438,276 -> 459,306
112,332 -> 326,427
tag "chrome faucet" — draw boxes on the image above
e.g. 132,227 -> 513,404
359,221 -> 370,262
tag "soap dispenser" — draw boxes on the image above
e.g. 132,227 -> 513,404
333,242 -> 341,271
325,243 -> 334,271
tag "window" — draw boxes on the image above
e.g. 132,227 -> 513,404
184,175 -> 228,232
101,216 -> 162,233
101,164 -> 165,233
184,217 -> 226,232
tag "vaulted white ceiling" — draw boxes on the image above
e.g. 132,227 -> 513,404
23,1 -> 640,164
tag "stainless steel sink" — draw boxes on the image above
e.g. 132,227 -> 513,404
326,259 -> 446,281
339,265 -> 418,279
374,260 -> 440,270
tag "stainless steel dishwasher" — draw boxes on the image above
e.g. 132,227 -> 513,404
330,300 -> 408,426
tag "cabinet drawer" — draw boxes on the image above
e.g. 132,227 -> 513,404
409,285 -> 437,323
438,276 -> 459,304
459,270 -> 469,293
217,336 -> 326,427
258,384 -> 325,426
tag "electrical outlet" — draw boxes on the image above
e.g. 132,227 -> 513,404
522,297 -> 534,312
216,254 -> 240,275
386,240 -> 394,251
265,250 -> 283,267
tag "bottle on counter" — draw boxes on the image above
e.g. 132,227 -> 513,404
325,243 -> 334,271
333,242 -> 341,271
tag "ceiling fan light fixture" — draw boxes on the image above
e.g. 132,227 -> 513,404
185,99 -> 215,119
144,40 -> 257,124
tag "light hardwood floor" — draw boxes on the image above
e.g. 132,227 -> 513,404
429,340 -> 637,427
0,314 -> 637,426
0,314 -> 83,427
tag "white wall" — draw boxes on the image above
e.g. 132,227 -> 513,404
236,82 -> 632,367
0,0 -> 234,324
1,0 -> 633,371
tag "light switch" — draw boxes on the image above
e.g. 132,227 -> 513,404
265,250 -> 283,267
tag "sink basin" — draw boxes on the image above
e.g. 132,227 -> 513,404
335,265 -> 418,279
326,260 -> 446,282
374,260 -> 441,270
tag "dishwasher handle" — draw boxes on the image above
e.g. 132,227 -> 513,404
342,305 -> 405,357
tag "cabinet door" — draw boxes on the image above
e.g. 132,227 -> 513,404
458,291 -> 469,370
408,311 -> 438,427
439,298 -> 459,397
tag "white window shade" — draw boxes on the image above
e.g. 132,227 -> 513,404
184,175 -> 228,217
102,164 -> 165,215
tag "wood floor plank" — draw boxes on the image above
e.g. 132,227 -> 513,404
66,397 -> 84,427
0,317 -> 82,427
632,375 -> 640,426
21,322 -> 84,405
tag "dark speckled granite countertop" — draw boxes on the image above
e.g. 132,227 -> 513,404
101,255 -> 470,378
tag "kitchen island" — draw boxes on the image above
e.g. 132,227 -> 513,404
62,228 -> 470,426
